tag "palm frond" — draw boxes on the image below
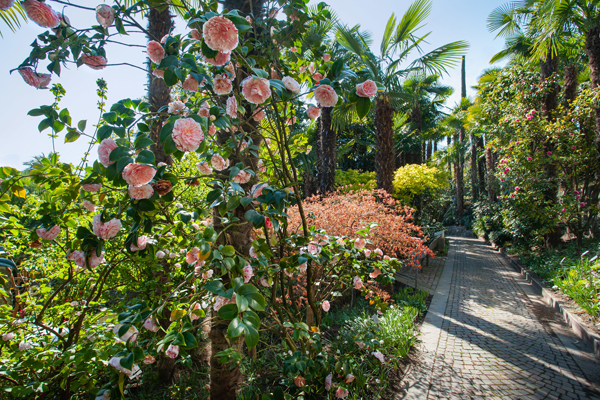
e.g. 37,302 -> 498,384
409,40 -> 470,76
0,4 -> 27,37
487,1 -> 530,37
380,14 -> 397,58
393,0 -> 432,47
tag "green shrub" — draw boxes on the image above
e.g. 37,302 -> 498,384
335,169 -> 376,192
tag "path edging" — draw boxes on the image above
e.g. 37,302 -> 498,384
495,245 -> 600,360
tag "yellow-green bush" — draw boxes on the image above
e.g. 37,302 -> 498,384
335,169 -> 376,192
393,164 -> 449,204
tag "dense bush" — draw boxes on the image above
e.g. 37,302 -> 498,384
392,164 -> 449,205
335,169 -> 377,192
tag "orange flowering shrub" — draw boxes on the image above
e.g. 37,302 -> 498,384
288,189 -> 433,268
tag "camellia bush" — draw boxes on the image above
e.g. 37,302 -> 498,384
0,0 -> 418,399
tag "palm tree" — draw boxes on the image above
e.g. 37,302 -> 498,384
336,0 -> 468,193
0,4 -> 26,37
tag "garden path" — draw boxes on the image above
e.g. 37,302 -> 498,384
397,236 -> 600,400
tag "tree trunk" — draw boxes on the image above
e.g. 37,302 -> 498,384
426,140 -> 432,160
374,96 -> 396,193
585,25 -> 600,172
470,133 -> 479,201
317,107 -> 336,193
540,50 -> 561,247
433,140 -> 437,154
454,133 -> 463,222
147,7 -> 173,166
477,135 -> 485,199
564,63 -> 578,108
485,146 -> 496,202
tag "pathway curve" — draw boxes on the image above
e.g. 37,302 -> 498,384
398,236 -> 600,400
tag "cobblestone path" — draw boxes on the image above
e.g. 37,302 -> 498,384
401,237 -> 600,400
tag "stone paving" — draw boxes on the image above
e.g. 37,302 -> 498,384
400,236 -> 600,400
396,252 -> 446,292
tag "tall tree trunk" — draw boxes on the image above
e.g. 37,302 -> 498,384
374,95 -> 396,193
454,133 -> 463,222
564,63 -> 578,108
426,140 -> 432,160
585,25 -> 600,171
148,8 -> 173,166
317,107 -> 336,193
470,133 -> 479,201
485,146 -> 495,202
540,50 -> 561,247
433,140 -> 437,154
477,135 -> 485,199
147,7 -> 176,383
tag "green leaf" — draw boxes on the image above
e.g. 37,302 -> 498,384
244,310 -> 261,330
251,68 -> 269,79
134,137 -> 154,150
204,280 -> 225,294
356,97 -> 371,119
27,108 -> 44,117
203,225 -> 216,241
201,40 -> 219,59
97,125 -> 113,141
64,130 -> 80,143
109,146 -> 130,162
245,291 -> 265,311
221,245 -> 235,257
136,149 -> 155,165
77,120 -> 87,131
227,317 -> 245,338
182,332 -> 198,349
243,323 -> 259,349
58,109 -> 71,125
236,293 -> 249,312
218,303 -> 239,320
159,122 -> 174,144
164,67 -> 179,86
103,112 -> 117,124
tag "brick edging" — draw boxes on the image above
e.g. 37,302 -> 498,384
494,245 -> 600,360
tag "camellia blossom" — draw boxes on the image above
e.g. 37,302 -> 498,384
18,341 -> 33,351
213,74 -> 233,95
18,67 -> 51,89
37,226 -> 60,241
165,344 -> 179,358
308,62 -> 316,74
354,238 -> 366,249
356,79 -> 378,97
95,4 -> 114,28
203,16 -> 239,52
249,246 -> 258,258
211,154 -> 230,171
1,332 -> 15,341
190,29 -> 202,40
81,54 -> 108,70
294,376 -> 306,387
372,351 -> 385,363
369,268 -> 382,279
168,100 -> 185,114
128,184 -> 154,200
260,276 -> 270,287
130,236 -> 149,252
92,214 -> 122,240
299,263 -> 307,273
0,0 -> 15,11
253,109 -> 265,122
156,250 -> 166,259
153,68 -> 164,78
232,170 -> 252,184
203,50 -> 231,66
325,374 -> 332,391
22,0 -> 60,28
257,159 -> 266,173
98,139 -> 118,167
322,300 -> 330,312
364,249 -> 372,257
109,357 -> 134,375
242,265 -> 254,283
283,76 -> 301,93
67,250 -> 86,268
202,269 -> 213,280
242,77 -> 271,104
190,303 -> 203,321
335,388 -> 348,399
186,247 -> 200,264
172,118 -> 204,152
312,72 -> 323,82
323,53 -> 331,62
182,75 -> 199,92
83,200 -> 96,212
374,248 -> 383,256
307,106 -> 321,120
147,41 -> 165,64
196,161 -> 213,175
353,276 -> 363,289
226,96 -> 237,118
122,163 -> 156,187
113,324 -> 138,343
250,183 -> 266,199
314,85 -> 338,107
345,374 -> 355,383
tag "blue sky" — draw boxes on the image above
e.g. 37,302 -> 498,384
0,0 -> 507,168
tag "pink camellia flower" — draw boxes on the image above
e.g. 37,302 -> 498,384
266,217 -> 273,229
253,109 -> 266,122
383,255 -> 391,261
323,53 -> 331,62
109,357 -> 134,375
190,303 -> 203,321
307,106 -> 321,120
515,186 -> 520,191
260,276 -> 270,287
299,263 -> 307,273
547,151 -> 552,156
372,351 -> 385,363
307,243 -> 320,254
335,388 -> 348,399
165,344 -> 179,359
356,80 -> 377,97
66,250 -> 86,268
172,118 -> 204,152
37,225 -> 60,241
242,265 -> 254,283
232,170 -> 252,184
322,300 -> 330,312
213,74 -> 233,95
0,0 -> 15,11
308,62 -> 316,74
374,248 -> 383,256
168,100 -> 185,114
312,72 -> 323,82
208,124 -> 217,136
186,247 -> 200,264
182,75 -> 199,92
344,374 -> 355,384
198,103 -> 210,118
18,67 -> 51,89
22,0 -> 60,28
128,184 -> 154,200
190,29 -> 202,40
211,154 -> 230,171
354,238 -> 366,249
580,202 -> 586,207
314,85 -> 338,107
295,376 -> 306,387
203,50 -> 231,66
130,236 -> 149,252
353,276 -> 363,290
95,4 -> 114,28
92,215 -> 122,240
83,200 -> 97,212
122,163 -> 156,187
156,250 -> 166,259
325,374 -> 332,391
250,183 -> 266,198
249,246 -> 258,258
562,208 -> 566,212
98,139 -> 118,167
242,77 -> 272,104
203,16 -> 239,52
299,65 -> 307,74
202,269 -> 213,280
572,146 -> 576,150
153,68 -> 164,79
197,161 -> 213,175
18,341 -> 33,351
224,63 -> 236,80
81,54 -> 108,70
213,295 -> 235,311
257,159 -> 266,173
369,268 -> 382,279
1,332 -> 15,341
364,249 -> 372,257
147,41 -> 165,64
527,156 -> 533,161
283,76 -> 301,93
113,324 -> 138,343
143,355 -> 156,365
226,96 -> 237,118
